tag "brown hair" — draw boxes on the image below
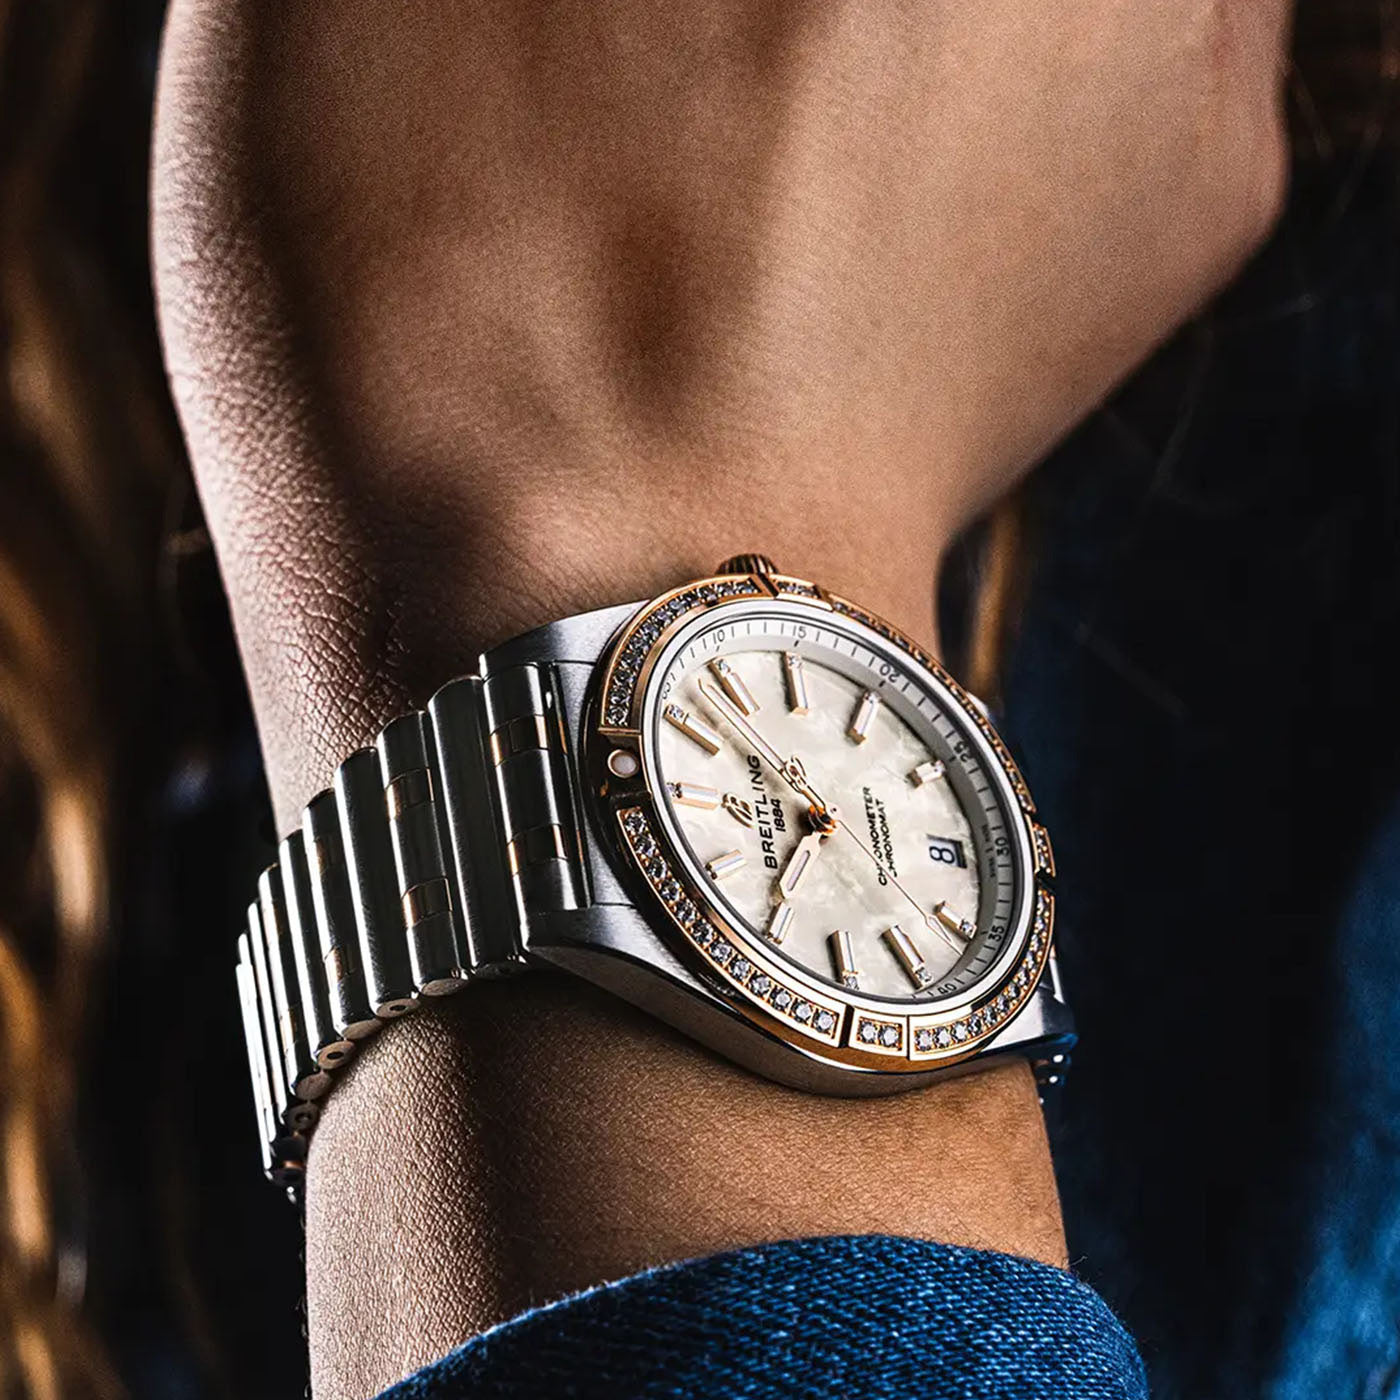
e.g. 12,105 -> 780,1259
1,1 -> 184,1393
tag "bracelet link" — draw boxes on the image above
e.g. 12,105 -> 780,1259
303,790 -> 380,1046
483,662 -> 587,919
377,713 -> 470,995
427,677 -> 524,974
336,751 -> 419,1019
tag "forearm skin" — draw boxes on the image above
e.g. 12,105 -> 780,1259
152,3 -> 1288,1395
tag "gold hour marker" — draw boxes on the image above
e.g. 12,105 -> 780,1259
932,902 -> 975,944
663,702 -> 722,755
829,929 -> 861,989
783,652 -> 811,715
705,849 -> 747,881
767,901 -> 795,944
883,924 -> 934,989
708,658 -> 760,716
911,759 -> 946,786
670,781 -> 721,809
847,689 -> 880,744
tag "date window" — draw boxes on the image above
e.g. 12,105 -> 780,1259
927,835 -> 966,868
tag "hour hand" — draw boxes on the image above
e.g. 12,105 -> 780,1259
776,831 -> 824,900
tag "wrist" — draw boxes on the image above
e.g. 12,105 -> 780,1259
254,475 -> 953,831
307,977 -> 1064,1400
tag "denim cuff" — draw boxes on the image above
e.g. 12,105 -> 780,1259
378,1234 -> 1146,1399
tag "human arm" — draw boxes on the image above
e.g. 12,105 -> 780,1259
151,3 -> 1288,1395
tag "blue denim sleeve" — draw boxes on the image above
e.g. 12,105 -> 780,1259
377,1235 -> 1146,1400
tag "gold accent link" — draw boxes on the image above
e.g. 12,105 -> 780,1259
489,714 -> 550,766
309,836 -> 333,880
279,1008 -> 297,1057
324,946 -> 346,983
402,878 -> 452,927
507,823 -> 569,875
385,767 -> 433,820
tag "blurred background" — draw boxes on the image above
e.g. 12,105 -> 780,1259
1,2 -> 1398,1398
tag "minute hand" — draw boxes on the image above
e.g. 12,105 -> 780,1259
695,677 -> 832,815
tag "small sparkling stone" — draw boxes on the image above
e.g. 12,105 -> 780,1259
710,941 -> 733,964
698,586 -> 720,603
750,974 -> 773,997
857,1020 -> 878,1044
994,995 -> 1008,1015
730,959 -> 752,982
634,833 -> 657,857
660,879 -> 682,903
879,1025 -> 900,1048
793,1001 -> 814,1023
772,987 -> 793,1011
623,812 -> 646,836
675,900 -> 699,926
914,1028 -> 934,1052
968,1013 -> 984,1034
958,918 -> 976,938
934,1027 -> 953,1048
645,857 -> 667,881
953,1022 -> 969,1042
692,924 -> 714,946
814,1010 -> 836,1034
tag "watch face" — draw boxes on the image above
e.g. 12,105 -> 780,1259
596,572 -> 1053,1069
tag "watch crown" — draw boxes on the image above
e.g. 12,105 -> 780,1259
716,552 -> 778,577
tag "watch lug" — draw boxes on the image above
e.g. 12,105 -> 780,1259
977,967 -> 1076,1075
480,600 -> 642,671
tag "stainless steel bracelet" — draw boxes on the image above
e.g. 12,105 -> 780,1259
235,649 -> 594,1192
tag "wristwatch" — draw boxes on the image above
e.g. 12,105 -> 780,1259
235,554 -> 1074,1191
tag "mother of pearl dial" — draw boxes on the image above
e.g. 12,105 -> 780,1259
645,611 -> 1023,1006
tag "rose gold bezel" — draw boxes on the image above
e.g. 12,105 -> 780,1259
587,566 -> 1056,1075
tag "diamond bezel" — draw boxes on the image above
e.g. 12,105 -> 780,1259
595,568 -> 1055,1072
618,805 -> 845,1047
